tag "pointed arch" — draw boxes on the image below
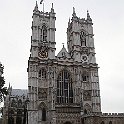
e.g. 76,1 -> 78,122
84,109 -> 87,114
38,102 -> 47,122
16,116 -> 22,124
42,108 -> 46,121
101,121 -> 105,124
17,109 -> 22,115
11,99 -> 17,107
83,103 -> 91,114
8,117 -> 14,124
39,68 -> 47,79
64,121 -> 72,124
18,99 -> 22,108
38,102 -> 47,109
57,69 -> 73,103
8,110 -> 14,124
109,121 -> 112,124
82,71 -> 89,82
80,30 -> 87,46
9,109 -> 14,115
40,24 -> 48,42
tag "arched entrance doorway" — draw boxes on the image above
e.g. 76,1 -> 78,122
64,121 -> 72,124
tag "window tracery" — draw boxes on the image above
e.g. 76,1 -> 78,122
40,25 -> 47,42
38,88 -> 47,99
17,109 -> 22,115
16,116 -> 22,124
80,31 -> 86,46
83,103 -> 91,115
38,103 -> 47,122
57,70 -> 73,103
82,71 -> 89,82
39,68 -> 47,79
18,99 -> 22,108
11,99 -> 17,107
42,68 -> 47,79
83,90 -> 91,101
42,108 -> 46,121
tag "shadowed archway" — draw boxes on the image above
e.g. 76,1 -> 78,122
64,121 -> 72,124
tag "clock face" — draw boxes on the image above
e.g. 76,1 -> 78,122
38,46 -> 48,58
82,56 -> 87,61
81,55 -> 88,63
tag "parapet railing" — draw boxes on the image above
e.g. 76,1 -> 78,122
82,112 -> 124,117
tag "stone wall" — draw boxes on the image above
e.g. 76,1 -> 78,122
81,113 -> 124,124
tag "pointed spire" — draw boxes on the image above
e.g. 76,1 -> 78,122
8,82 -> 12,95
68,18 -> 71,26
34,1 -> 38,12
51,3 -> 54,13
52,3 -> 53,9
87,10 -> 90,18
72,7 -> 76,17
87,10 -> 92,22
9,82 -> 10,88
62,43 -> 65,48
69,18 -> 70,23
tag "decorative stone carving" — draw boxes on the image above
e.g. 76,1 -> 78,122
83,90 -> 91,101
38,88 -> 47,99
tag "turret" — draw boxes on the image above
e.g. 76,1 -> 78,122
33,1 -> 39,12
30,2 -> 56,59
67,9 -> 96,64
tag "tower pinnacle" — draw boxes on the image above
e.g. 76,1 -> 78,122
72,7 -> 76,17
33,1 -> 38,12
51,3 -> 54,13
87,10 -> 92,23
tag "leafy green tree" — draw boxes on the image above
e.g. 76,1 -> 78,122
0,76 -> 8,102
0,64 -> 8,102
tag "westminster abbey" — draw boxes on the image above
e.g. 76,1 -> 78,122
2,1 -> 124,124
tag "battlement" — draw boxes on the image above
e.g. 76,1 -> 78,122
101,113 -> 124,117
82,113 -> 124,118
33,10 -> 52,17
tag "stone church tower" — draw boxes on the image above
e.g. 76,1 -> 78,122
27,2 -> 101,124
1,2 -> 124,124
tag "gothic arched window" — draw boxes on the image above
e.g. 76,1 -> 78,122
84,109 -> 87,114
84,103 -> 91,115
11,99 -> 17,107
109,121 -> 112,124
16,116 -> 22,124
57,70 -> 73,103
42,68 -> 46,79
39,70 -> 41,78
80,31 -> 86,46
18,99 -> 22,108
42,108 -> 46,121
17,109 -> 22,115
40,25 -> 47,42
101,121 -> 105,124
82,71 -> 89,82
8,117 -> 14,124
39,69 -> 47,79
8,110 -> 14,124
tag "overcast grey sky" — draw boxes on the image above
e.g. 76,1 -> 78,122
0,0 -> 124,113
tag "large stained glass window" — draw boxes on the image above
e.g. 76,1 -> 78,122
57,70 -> 73,103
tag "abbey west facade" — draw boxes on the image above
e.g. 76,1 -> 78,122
2,1 -> 124,124
27,2 -> 124,124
